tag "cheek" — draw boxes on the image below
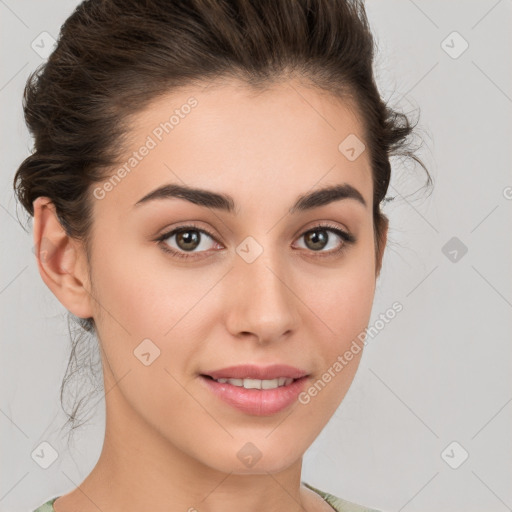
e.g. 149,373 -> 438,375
89,232 -> 217,338
312,243 -> 377,346
87,241 -> 209,403
298,255 -> 376,413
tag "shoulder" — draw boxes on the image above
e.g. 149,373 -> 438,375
32,497 -> 59,512
302,482 -> 383,512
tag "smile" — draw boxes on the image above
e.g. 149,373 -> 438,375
199,374 -> 309,416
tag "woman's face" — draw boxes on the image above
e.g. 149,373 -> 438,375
77,78 -> 385,474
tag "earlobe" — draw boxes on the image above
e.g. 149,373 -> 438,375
33,197 -> 94,320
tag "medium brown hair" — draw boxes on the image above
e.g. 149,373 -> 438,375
13,0 -> 431,436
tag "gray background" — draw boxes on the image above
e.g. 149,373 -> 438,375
1,1 -> 511,511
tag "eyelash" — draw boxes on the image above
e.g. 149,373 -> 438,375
155,222 -> 356,261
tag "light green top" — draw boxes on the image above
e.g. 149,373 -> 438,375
302,482 -> 382,511
32,482 -> 382,512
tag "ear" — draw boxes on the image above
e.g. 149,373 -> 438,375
375,215 -> 388,278
32,197 -> 94,320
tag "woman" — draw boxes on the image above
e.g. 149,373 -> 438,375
14,0 -> 430,511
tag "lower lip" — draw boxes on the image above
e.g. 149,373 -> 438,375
199,375 -> 309,416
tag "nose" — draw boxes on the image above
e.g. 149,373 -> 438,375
224,244 -> 301,345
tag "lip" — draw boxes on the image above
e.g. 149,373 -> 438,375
199,374 -> 310,416
202,364 -> 309,380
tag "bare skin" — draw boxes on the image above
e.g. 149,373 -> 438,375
34,76 -> 387,512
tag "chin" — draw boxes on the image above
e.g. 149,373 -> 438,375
232,437 -> 306,475
187,433 -> 305,476
230,455 -> 303,475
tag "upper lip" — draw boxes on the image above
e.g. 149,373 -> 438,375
202,364 -> 309,380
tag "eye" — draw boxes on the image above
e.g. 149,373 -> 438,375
156,224 -> 220,260
293,222 -> 356,257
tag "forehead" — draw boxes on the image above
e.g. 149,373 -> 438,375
97,77 -> 373,214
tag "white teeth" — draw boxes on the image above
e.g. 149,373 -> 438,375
214,377 -> 294,389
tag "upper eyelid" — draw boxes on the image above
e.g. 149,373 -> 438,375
157,223 -> 217,242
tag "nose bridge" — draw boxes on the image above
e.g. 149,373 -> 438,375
225,235 -> 300,342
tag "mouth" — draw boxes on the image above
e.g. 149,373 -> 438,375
198,373 -> 310,416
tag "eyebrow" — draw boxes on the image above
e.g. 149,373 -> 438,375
134,182 -> 367,213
